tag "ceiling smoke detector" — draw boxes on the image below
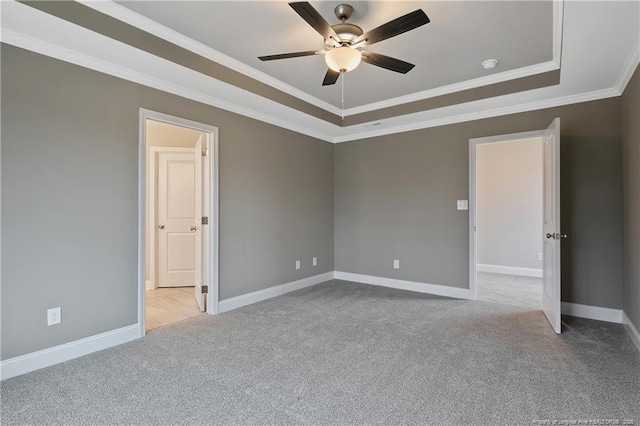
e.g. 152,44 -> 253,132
482,59 -> 499,70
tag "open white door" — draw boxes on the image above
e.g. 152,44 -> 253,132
194,136 -> 205,311
542,118 -> 562,334
202,136 -> 211,312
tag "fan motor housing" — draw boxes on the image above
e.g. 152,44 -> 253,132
329,23 -> 363,45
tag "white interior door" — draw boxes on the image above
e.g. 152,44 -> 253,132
202,136 -> 211,312
194,136 -> 205,311
542,118 -> 562,334
157,151 -> 197,288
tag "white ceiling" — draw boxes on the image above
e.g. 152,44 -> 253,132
1,1 -> 639,143
117,1 -> 554,109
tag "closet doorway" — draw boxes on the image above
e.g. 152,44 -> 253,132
139,110 -> 219,334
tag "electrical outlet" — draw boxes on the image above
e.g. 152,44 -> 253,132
312,257 -> 317,266
47,307 -> 61,326
538,252 -> 543,261
457,200 -> 469,210
295,260 -> 301,270
393,259 -> 400,269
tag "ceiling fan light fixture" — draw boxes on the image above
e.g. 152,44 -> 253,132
258,2 -> 430,85
325,46 -> 361,73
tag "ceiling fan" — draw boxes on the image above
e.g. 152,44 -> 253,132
258,2 -> 430,86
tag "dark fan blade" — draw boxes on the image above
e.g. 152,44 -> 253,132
355,10 -> 429,46
361,51 -> 415,74
258,50 -> 322,61
322,69 -> 341,86
290,2 -> 339,41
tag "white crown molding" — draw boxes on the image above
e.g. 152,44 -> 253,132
342,61 -> 560,117
218,271 -> 334,313
334,271 -> 473,300
81,0 -> 562,118
79,0 -> 344,117
0,24 -> 624,146
0,27 -> 335,143
553,0 -> 564,68
622,311 -> 640,354
615,35 -> 640,94
333,87 -> 620,143
0,324 -> 139,381
561,302 -> 623,324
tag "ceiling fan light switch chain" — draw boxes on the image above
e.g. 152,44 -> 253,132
341,71 -> 345,116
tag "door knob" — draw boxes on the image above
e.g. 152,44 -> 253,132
546,232 -> 567,239
158,224 -> 165,230
190,226 -> 197,231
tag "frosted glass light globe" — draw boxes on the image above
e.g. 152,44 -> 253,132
325,46 -> 362,72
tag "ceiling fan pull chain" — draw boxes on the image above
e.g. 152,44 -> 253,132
341,70 -> 345,121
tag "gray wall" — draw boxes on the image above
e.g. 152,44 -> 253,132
335,98 -> 624,308
1,45 -> 334,360
477,138 -> 543,271
622,64 -> 640,331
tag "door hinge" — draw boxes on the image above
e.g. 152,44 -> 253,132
201,216 -> 209,225
201,285 -> 208,294
201,147 -> 207,156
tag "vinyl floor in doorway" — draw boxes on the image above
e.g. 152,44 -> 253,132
146,286 -> 203,332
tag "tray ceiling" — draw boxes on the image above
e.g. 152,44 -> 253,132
2,1 -> 638,142
117,1 -> 554,109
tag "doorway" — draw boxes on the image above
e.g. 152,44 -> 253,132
469,120 -> 562,333
474,136 -> 543,310
138,110 -> 219,336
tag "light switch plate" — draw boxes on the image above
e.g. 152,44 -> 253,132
457,200 -> 469,210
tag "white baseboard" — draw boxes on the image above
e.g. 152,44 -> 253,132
561,302 -> 623,323
218,272 -> 334,313
0,324 -> 140,381
334,271 -> 473,300
622,311 -> 640,354
477,264 -> 543,278
146,280 -> 153,291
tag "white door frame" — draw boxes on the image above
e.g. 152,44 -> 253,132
468,129 -> 546,301
148,147 -> 196,291
138,109 -> 220,338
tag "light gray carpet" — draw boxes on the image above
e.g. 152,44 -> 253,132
2,280 -> 639,425
477,272 -> 542,310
